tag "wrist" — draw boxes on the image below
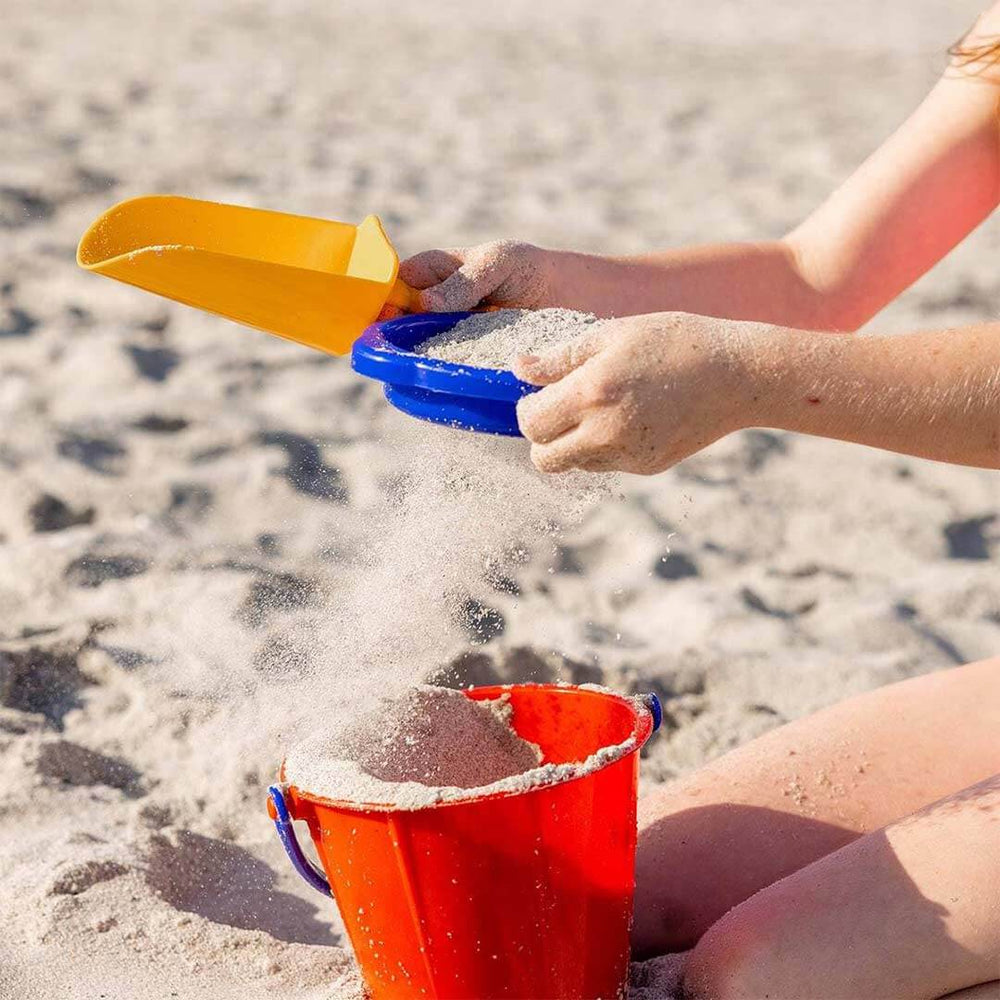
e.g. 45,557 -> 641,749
740,325 -> 860,435
532,247 -> 563,308
720,320 -> 795,431
541,249 -> 617,311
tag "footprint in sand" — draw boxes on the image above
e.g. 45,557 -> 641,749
131,414 -> 189,434
48,859 -> 130,897
64,553 -> 149,588
252,633 -> 311,678
258,430 -> 349,503
0,625 -> 93,727
653,550 -> 700,581
943,514 -> 997,561
57,432 -> 128,476
163,483 -> 214,530
35,740 -> 144,797
456,597 -> 506,645
124,344 -> 181,383
28,493 -> 95,533
441,646 -> 602,688
0,185 -> 56,228
0,305 -> 38,338
237,570 -> 318,628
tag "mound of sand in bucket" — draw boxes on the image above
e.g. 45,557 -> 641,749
283,684 -> 640,809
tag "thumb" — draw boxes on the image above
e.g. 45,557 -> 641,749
513,329 -> 604,385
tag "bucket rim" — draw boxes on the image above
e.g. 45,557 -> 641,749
279,682 -> 656,814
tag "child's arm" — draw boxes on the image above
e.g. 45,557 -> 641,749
401,20 -> 1000,331
513,312 -> 1000,472
745,322 -> 1000,469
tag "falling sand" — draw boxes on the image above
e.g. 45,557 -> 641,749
274,316 -> 622,822
265,312 -> 619,786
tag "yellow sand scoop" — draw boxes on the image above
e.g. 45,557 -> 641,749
76,195 -> 419,355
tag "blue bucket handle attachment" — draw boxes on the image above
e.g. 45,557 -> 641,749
642,692 -> 663,733
267,785 -> 332,897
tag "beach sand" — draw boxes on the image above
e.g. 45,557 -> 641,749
2,1 -> 998,997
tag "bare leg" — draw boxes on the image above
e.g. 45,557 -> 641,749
941,985 -> 1000,1000
634,657 -> 1000,953
681,774 -> 1000,999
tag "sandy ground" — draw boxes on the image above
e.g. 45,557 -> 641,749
2,0 -> 999,997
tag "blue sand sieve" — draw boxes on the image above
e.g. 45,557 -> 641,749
350,312 -> 540,436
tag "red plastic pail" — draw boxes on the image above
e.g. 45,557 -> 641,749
268,684 -> 659,999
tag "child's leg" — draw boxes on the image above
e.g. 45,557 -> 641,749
633,656 -> 1000,954
942,984 -> 1000,1000
681,773 -> 1000,1000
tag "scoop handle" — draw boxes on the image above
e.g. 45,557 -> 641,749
385,278 -> 420,312
267,785 -> 332,897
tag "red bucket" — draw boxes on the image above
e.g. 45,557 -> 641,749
268,684 -> 660,1000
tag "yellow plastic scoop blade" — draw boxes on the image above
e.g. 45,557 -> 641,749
77,195 -> 418,355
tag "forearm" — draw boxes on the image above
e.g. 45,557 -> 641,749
747,322 -> 1000,468
544,52 -> 1000,332
543,240 -> 848,330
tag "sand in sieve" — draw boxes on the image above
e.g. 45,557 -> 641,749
414,308 -> 600,368
284,685 -> 543,808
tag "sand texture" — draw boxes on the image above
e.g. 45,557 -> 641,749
284,686 -> 545,809
416,308 -> 599,368
2,0 -> 999,997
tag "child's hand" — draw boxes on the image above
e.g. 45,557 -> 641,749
515,312 -> 1000,473
397,241 -> 554,313
514,313 -> 761,474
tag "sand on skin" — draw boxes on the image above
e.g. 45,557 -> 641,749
2,1 -> 999,998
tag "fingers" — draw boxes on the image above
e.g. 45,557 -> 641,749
527,419 -> 623,473
398,241 -> 538,313
517,389 -> 581,445
419,248 -> 510,313
520,378 -> 609,472
512,328 -> 604,386
528,424 -> 638,475
528,426 -> 592,473
517,352 -> 606,442
397,249 -> 463,290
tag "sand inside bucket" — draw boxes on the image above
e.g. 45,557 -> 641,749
414,308 -> 600,369
283,685 -> 637,809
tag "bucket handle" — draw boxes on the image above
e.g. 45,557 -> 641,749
642,692 -> 663,733
267,785 -> 332,898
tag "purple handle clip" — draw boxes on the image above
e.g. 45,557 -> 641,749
267,784 -> 332,898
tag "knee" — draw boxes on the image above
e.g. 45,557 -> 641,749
678,904 -> 773,1000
